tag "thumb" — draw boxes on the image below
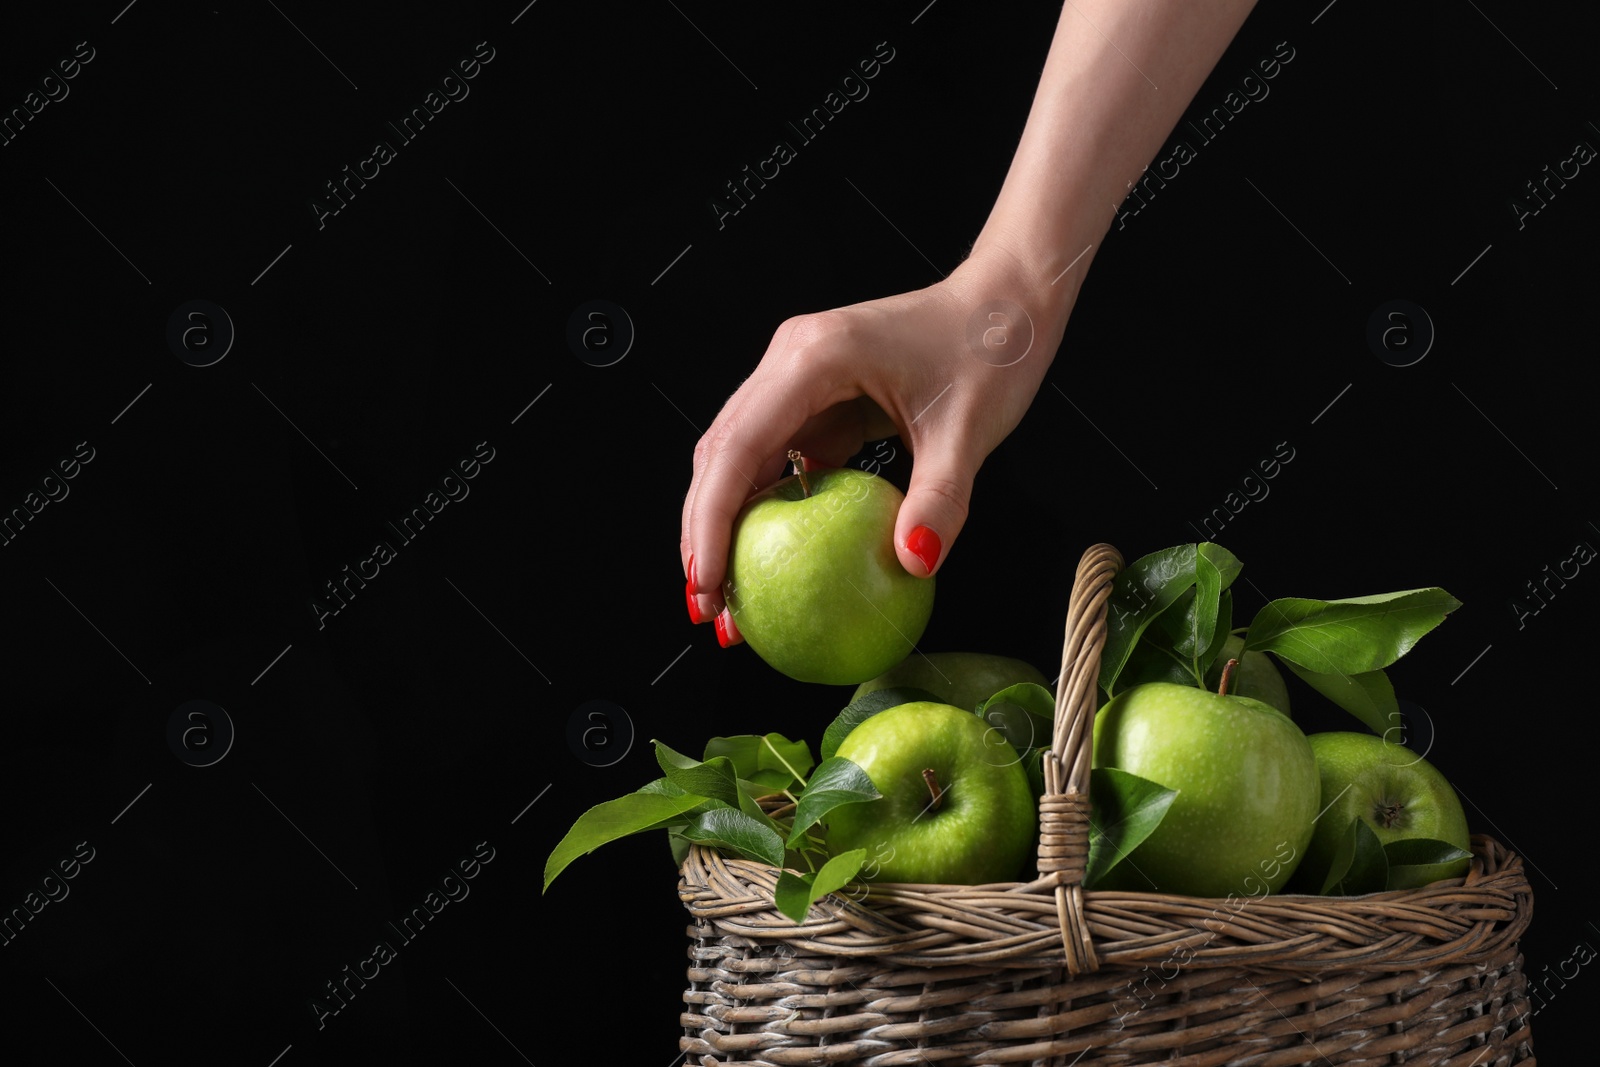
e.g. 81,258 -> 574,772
893,443 -> 977,578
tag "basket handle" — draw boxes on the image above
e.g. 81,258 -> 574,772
1035,542 -> 1122,975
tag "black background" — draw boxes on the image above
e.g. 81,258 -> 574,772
0,0 -> 1594,1062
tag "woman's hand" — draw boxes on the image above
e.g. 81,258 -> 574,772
680,0 -> 1261,646
681,250 -> 1071,646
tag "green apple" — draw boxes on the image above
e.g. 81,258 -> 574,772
724,464 -> 934,685
852,652 -> 1051,712
825,701 -> 1036,885
1299,731 -> 1471,891
1092,681 -> 1319,897
1202,635 -> 1291,716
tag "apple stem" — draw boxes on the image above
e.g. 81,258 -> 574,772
922,768 -> 944,812
788,449 -> 812,498
1217,658 -> 1240,697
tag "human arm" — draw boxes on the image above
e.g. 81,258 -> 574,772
684,0 -> 1261,642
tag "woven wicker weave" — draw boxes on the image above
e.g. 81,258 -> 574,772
678,544 -> 1536,1066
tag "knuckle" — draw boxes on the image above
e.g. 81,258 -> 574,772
913,475 -> 971,526
705,410 -> 756,458
776,311 -> 855,365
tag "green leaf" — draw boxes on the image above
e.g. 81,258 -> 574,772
1198,542 -> 1243,590
1161,546 -> 1235,661
761,733 -> 816,786
1279,661 -> 1398,735
1145,586 -> 1238,688
1185,553 -> 1223,660
1198,590 -> 1236,678
807,847 -> 868,899
820,686 -> 939,761
736,782 -> 791,834
1383,838 -> 1473,867
544,790 -> 715,890
1117,638 -> 1204,690
739,769 -> 798,795
978,681 -> 1057,721
1383,838 -> 1473,890
1084,767 -> 1179,889
1101,543 -> 1240,695
974,703 -> 1047,761
976,683 -> 1055,799
704,733 -> 814,788
1101,545 -> 1204,695
634,775 -> 687,797
1321,818 -> 1389,895
638,778 -> 727,819
654,740 -> 740,808
676,807 -> 787,868
1242,589 -> 1461,675
701,734 -> 763,771
773,849 -> 868,923
787,757 -> 881,846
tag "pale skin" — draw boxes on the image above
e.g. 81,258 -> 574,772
684,0 -> 1260,644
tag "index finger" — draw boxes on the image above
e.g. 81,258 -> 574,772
682,378 -> 811,600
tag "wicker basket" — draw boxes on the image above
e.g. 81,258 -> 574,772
678,544 -> 1536,1066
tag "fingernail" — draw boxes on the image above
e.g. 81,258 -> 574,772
907,525 -> 942,576
685,555 -> 704,623
714,611 -> 731,648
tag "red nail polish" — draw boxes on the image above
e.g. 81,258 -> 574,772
907,525 -> 942,576
686,580 -> 705,624
714,612 -> 731,648
687,553 -> 697,588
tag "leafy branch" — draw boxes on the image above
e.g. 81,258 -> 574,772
543,726 -> 881,922
1100,543 -> 1458,733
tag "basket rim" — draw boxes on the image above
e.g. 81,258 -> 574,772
679,832 -> 1533,974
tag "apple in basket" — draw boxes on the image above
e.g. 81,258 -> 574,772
1091,662 -> 1320,897
852,651 -> 1052,713
1292,731 -> 1472,892
824,701 -> 1036,885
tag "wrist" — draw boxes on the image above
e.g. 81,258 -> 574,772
948,228 -> 1088,365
